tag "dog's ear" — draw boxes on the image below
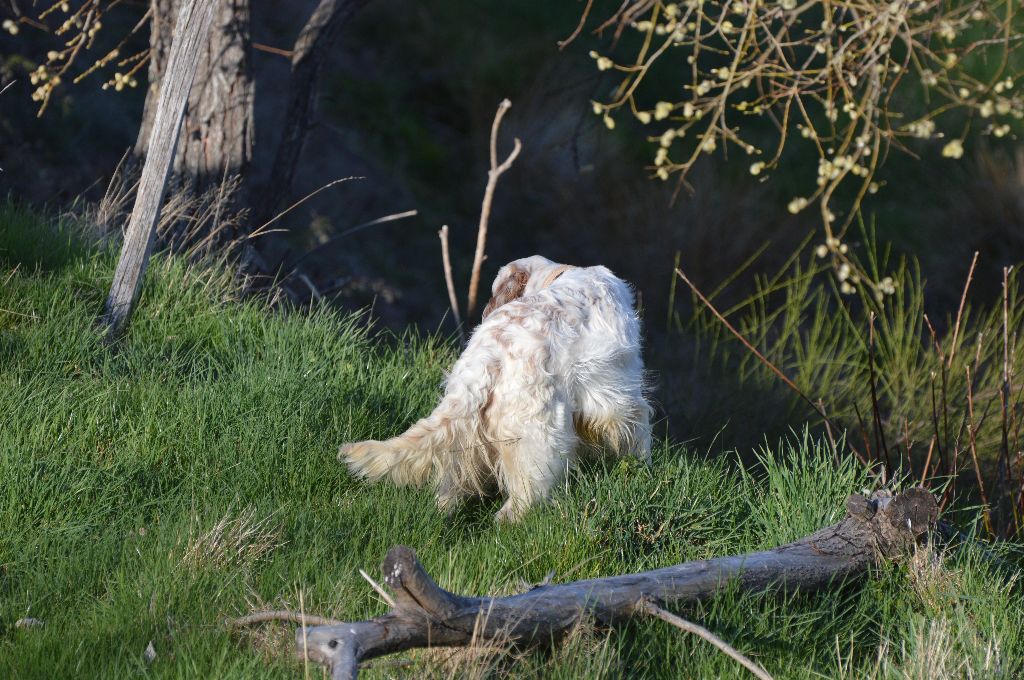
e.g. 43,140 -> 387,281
483,268 -> 529,319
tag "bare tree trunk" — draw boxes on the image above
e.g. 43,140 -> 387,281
256,0 -> 371,225
136,0 -> 254,193
292,489 -> 938,680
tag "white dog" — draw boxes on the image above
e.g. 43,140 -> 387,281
339,255 -> 652,521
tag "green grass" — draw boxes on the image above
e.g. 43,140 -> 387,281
1,202 -> 1022,678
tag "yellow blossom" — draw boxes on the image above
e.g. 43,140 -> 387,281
787,197 -> 809,214
942,139 -> 964,159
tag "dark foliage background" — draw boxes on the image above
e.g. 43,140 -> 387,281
4,0 -> 1024,451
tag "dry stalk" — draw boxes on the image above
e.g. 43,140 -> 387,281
947,251 -> 980,370
466,99 -> 522,320
867,312 -> 893,478
920,436 -> 936,489
996,266 -> 1015,534
359,568 -> 397,608
965,366 -> 994,536
438,225 -> 463,332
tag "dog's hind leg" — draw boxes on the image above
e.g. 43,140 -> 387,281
434,470 -> 476,515
573,392 -> 653,464
493,394 -> 578,522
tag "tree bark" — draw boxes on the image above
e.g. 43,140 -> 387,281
256,0 -> 371,225
102,0 -> 216,337
295,489 -> 938,680
136,0 -> 254,193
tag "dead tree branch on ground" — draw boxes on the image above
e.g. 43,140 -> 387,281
237,488 -> 937,679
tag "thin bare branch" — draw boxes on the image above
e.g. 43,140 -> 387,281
558,0 -> 595,50
250,176 -> 362,239
359,568 -> 397,608
642,600 -> 774,680
438,225 -> 463,331
965,365 -> 993,536
230,610 -> 344,628
947,251 -> 979,370
466,99 -> 522,319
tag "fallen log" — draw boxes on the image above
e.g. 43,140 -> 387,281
293,488 -> 937,679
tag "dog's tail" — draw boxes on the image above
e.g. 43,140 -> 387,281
339,363 -> 497,488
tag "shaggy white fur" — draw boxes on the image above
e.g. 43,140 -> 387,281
339,255 -> 652,521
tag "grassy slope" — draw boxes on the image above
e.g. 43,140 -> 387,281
0,203 -> 1021,679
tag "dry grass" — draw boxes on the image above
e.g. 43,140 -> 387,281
886,617 -> 1003,680
181,507 -> 281,571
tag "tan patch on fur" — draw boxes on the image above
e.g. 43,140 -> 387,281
573,413 -> 606,447
541,265 -> 573,288
483,268 -> 529,318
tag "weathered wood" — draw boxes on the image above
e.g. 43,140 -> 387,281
295,489 -> 937,680
101,0 -> 216,337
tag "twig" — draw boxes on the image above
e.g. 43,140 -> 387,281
641,600 -> 774,680
947,251 -> 979,370
300,590 -> 310,680
249,176 -> 363,240
252,42 -> 293,58
466,99 -> 522,319
852,402 -> 877,469
230,610 -> 344,628
995,266 -> 1013,535
819,399 -> 840,467
438,225 -> 463,332
558,0 -> 595,50
285,208 -> 418,271
965,365 -> 993,536
920,435 -> 936,488
674,267 -> 870,467
359,568 -> 397,608
928,375 -> 947,484
867,313 -> 892,478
